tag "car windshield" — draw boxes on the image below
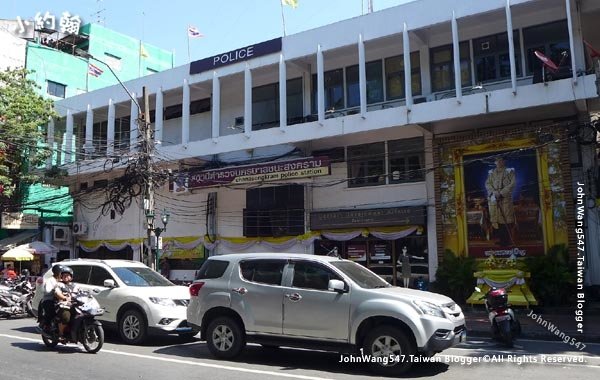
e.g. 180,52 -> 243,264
331,261 -> 391,289
112,267 -> 173,287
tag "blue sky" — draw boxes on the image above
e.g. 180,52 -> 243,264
4,0 -> 414,67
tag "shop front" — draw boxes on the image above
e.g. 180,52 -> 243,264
310,206 -> 429,287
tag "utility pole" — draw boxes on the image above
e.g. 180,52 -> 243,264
141,86 -> 155,269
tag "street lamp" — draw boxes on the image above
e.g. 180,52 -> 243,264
146,208 -> 170,271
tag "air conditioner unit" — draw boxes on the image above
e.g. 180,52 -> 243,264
53,226 -> 69,242
72,222 -> 88,236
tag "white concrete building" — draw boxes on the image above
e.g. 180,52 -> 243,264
53,0 -> 600,285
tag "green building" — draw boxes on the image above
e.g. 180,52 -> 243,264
0,21 -> 173,266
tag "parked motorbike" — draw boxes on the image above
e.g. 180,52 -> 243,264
475,286 -> 521,347
0,278 -> 35,318
41,290 -> 105,353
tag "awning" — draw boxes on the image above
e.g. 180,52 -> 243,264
0,230 -> 39,251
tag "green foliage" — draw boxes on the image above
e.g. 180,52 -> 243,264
432,250 -> 477,302
525,244 -> 574,306
0,68 -> 57,201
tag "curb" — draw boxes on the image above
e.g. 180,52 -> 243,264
466,328 -> 600,344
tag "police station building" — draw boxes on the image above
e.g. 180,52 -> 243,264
53,0 -> 600,284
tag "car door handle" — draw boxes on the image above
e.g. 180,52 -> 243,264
231,287 -> 247,295
285,293 -> 302,302
92,288 -> 101,293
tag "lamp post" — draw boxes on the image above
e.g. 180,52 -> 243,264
74,49 -> 158,268
146,208 -> 169,271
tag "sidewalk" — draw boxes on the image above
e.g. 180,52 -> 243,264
462,304 -> 600,343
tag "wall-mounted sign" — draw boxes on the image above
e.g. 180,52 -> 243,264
189,37 -> 282,75
172,156 -> 330,191
310,206 -> 426,230
1,212 -> 40,229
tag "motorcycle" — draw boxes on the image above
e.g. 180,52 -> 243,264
475,286 -> 521,347
41,290 -> 105,353
0,278 -> 35,318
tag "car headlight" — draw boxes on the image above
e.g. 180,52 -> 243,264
149,297 -> 176,307
414,300 -> 445,318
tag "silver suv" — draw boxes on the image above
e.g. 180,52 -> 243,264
187,253 -> 466,375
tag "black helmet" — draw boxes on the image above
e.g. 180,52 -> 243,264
52,264 -> 64,276
60,266 -> 74,276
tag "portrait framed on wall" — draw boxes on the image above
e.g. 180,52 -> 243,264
439,133 -> 568,258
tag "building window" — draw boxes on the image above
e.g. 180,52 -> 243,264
103,52 -> 122,72
115,116 -> 130,151
190,98 -> 211,115
92,120 -> 107,155
388,137 -> 425,183
523,20 -> 570,75
312,147 -> 345,163
346,60 -> 384,107
244,184 -> 305,237
347,142 -> 385,187
385,52 -> 421,100
311,69 -> 344,113
474,31 -> 521,83
47,80 -> 66,98
164,104 -> 182,120
252,78 -> 303,131
431,41 -> 471,92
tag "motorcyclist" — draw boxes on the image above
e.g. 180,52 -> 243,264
37,264 -> 62,330
54,266 -> 78,342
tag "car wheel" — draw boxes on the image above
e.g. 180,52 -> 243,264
119,309 -> 147,345
206,317 -> 245,359
364,325 -> 415,376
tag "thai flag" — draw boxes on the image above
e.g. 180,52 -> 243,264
188,25 -> 203,38
88,63 -> 104,77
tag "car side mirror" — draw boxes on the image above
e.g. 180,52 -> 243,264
104,279 -> 116,288
328,279 -> 347,293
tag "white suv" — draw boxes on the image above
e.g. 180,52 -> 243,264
33,259 -> 195,344
187,253 -> 466,376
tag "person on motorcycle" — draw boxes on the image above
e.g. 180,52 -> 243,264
54,266 -> 78,342
37,264 -> 62,330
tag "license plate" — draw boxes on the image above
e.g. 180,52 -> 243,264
495,315 -> 511,322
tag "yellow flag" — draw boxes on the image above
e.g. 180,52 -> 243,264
140,44 -> 150,58
282,0 -> 298,8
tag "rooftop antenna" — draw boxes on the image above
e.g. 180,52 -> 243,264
91,0 -> 106,25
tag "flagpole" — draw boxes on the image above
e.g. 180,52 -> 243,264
280,1 -> 287,37
138,40 -> 142,78
187,26 -> 191,63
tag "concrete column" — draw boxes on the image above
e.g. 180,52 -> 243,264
130,93 -> 138,152
279,54 -> 287,130
244,64 -> 252,137
403,23 -> 413,108
107,98 -> 115,155
317,44 -> 325,124
155,87 -> 164,144
84,105 -> 94,155
358,34 -> 367,116
505,0 -> 517,94
65,112 -> 73,162
565,0 -> 578,83
46,118 -> 55,169
211,71 -> 220,140
182,79 -> 190,144
452,11 -> 462,103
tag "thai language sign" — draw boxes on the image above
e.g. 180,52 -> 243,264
172,156 -> 331,191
